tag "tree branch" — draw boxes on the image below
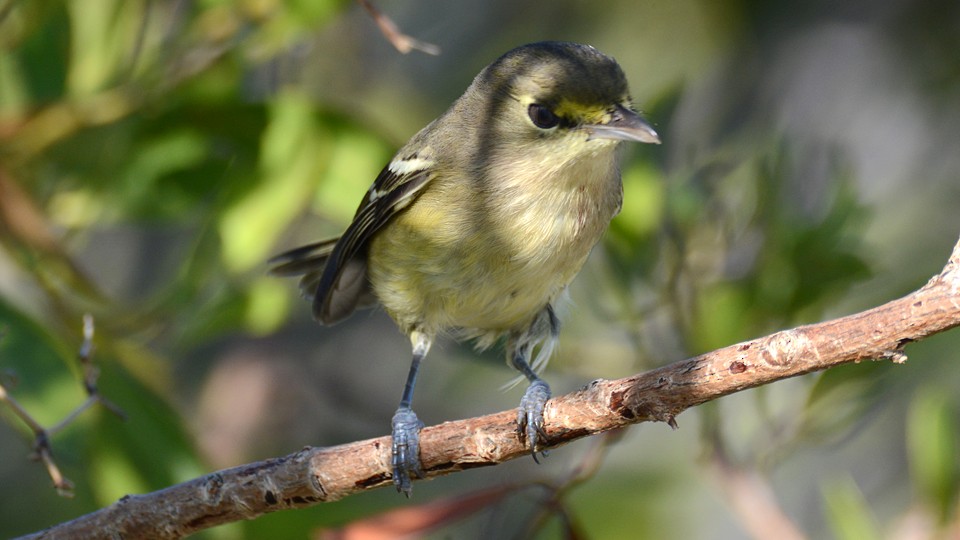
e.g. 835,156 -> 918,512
2,315 -> 125,498
19,236 -> 960,539
357,0 -> 441,55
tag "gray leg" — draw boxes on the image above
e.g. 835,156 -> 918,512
392,331 -> 431,496
511,306 -> 560,459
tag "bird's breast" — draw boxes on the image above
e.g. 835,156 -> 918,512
368,151 -> 622,336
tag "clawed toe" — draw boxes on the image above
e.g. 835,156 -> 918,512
391,407 -> 425,496
517,379 -> 551,459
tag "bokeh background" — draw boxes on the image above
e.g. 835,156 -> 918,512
1,0 -> 959,538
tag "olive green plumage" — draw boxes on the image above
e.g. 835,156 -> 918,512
271,41 -> 659,494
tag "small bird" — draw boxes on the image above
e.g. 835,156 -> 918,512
270,41 -> 660,495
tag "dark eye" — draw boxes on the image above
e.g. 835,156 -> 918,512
528,103 -> 560,129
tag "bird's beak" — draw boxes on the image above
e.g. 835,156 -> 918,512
587,105 -> 660,144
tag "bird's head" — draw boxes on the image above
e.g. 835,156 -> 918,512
471,41 -> 660,161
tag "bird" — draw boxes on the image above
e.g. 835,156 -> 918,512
269,41 -> 660,495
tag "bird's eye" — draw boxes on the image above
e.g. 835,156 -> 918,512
528,104 -> 560,129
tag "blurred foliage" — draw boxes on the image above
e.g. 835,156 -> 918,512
908,389 -> 960,523
822,474 -> 882,540
2,0 -> 960,539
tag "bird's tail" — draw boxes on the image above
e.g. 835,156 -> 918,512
268,238 -> 339,299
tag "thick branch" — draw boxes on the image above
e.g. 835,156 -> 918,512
20,237 -> 960,539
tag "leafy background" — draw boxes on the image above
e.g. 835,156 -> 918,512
1,0 -> 959,538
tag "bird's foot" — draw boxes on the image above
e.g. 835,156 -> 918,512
391,407 -> 425,496
517,379 -> 551,462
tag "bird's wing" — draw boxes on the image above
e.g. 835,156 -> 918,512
310,157 -> 435,324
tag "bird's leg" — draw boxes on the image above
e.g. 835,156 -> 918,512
512,347 -> 550,460
392,331 -> 431,496
511,306 -> 560,460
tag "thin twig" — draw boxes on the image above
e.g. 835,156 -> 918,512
32,435 -> 75,497
1,314 -> 125,497
0,381 -> 46,434
76,314 -> 126,421
357,0 -> 440,55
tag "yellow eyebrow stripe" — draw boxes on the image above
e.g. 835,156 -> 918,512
552,100 -> 618,125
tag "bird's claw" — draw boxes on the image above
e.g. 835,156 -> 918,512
517,379 -> 551,460
391,407 -> 425,496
